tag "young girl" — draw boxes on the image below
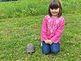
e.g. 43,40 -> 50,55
41,0 -> 64,54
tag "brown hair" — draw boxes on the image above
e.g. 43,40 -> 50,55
48,0 -> 62,17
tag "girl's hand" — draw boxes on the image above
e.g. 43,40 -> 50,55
45,40 -> 52,45
48,40 -> 52,45
45,40 -> 49,44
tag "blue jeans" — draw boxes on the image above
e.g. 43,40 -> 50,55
42,41 -> 60,54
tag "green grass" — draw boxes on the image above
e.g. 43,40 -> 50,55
0,14 -> 81,61
0,0 -> 81,61
0,0 -> 81,18
0,0 -> 49,18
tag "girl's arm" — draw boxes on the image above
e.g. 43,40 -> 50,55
51,17 -> 64,43
41,16 -> 48,42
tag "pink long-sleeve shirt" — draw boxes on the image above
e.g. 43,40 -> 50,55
41,15 -> 64,43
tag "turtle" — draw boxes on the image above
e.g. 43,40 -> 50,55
26,43 -> 35,54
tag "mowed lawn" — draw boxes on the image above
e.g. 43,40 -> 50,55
0,14 -> 81,61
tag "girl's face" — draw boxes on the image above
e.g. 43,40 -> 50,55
50,8 -> 59,17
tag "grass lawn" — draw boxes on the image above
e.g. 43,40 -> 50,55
0,13 -> 81,61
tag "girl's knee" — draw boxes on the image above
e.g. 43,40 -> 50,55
42,50 -> 50,54
51,49 -> 60,54
51,43 -> 60,54
42,45 -> 50,54
42,42 -> 50,54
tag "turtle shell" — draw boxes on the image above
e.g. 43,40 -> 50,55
26,43 -> 35,54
